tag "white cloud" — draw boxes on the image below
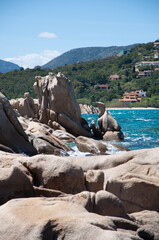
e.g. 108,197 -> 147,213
38,32 -> 58,39
4,50 -> 60,69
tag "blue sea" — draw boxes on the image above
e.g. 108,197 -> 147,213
82,109 -> 159,152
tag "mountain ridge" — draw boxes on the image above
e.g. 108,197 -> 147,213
0,59 -> 20,73
42,44 -> 137,69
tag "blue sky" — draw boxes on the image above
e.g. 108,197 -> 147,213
1,0 -> 159,68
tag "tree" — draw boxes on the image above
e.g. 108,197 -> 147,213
34,66 -> 41,71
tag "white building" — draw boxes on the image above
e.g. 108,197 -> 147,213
136,90 -> 146,97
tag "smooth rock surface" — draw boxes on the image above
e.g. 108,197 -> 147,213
75,136 -> 107,154
85,170 -> 104,192
130,210 -> 159,240
22,155 -> 86,194
0,93 -> 37,156
0,197 -> 142,240
0,147 -> 159,239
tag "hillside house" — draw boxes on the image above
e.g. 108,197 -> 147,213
109,74 -> 120,81
94,84 -> 109,90
135,61 -> 159,68
135,90 -> 146,97
135,61 -> 159,71
154,42 -> 159,48
118,90 -> 146,103
137,70 -> 151,78
143,55 -> 151,59
118,95 -> 141,103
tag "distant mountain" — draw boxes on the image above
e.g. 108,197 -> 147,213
0,59 -> 20,73
42,44 -> 137,69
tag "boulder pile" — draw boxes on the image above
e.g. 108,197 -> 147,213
0,147 -> 159,239
10,72 -> 123,140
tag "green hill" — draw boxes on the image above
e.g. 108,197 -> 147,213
0,59 -> 20,73
1,41 -> 159,108
42,45 -> 136,69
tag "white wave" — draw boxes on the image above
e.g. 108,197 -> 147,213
106,143 -> 126,155
143,136 -> 152,141
67,142 -> 125,157
136,118 -> 151,122
131,137 -> 142,141
68,146 -> 94,157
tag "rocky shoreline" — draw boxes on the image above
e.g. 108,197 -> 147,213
0,147 -> 159,239
0,72 -> 159,239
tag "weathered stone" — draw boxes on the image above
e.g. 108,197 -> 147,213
137,227 -> 154,240
57,112 -> 92,137
25,120 -> 72,155
0,144 -> 15,153
0,197 -> 142,240
111,217 -> 139,231
32,131 -> 71,154
75,136 -> 107,154
94,190 -> 128,218
47,72 -> 81,123
52,130 -> 76,142
0,93 -> 37,156
97,102 -> 106,118
33,186 -> 66,198
106,174 -> 159,213
34,72 -> 92,137
85,170 -> 104,192
0,165 -> 34,205
98,111 -> 121,134
32,137 -> 67,156
51,120 -> 66,131
112,143 -> 130,152
0,93 -> 28,140
10,92 -> 37,118
80,104 -> 98,114
0,147 -> 158,238
22,155 -> 86,194
103,131 -> 124,141
90,102 -> 122,139
53,191 -> 96,213
90,120 -> 103,139
130,210 -> 159,240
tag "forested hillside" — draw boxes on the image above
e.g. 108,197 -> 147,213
0,41 -> 159,107
0,67 -> 49,99
42,44 -> 136,69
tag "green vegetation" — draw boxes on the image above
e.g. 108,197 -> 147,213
0,67 -> 49,99
42,44 -> 136,69
0,41 -> 159,107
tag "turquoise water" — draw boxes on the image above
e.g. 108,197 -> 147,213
82,109 -> 159,151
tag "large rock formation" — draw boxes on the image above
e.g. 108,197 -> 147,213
10,92 -> 38,118
33,72 -> 92,137
0,147 -> 159,238
24,120 -> 72,156
90,102 -> 123,140
1,94 -> 71,156
75,136 -> 107,154
0,197 -> 141,240
10,73 -> 122,143
0,92 -> 37,156
80,104 -> 98,114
